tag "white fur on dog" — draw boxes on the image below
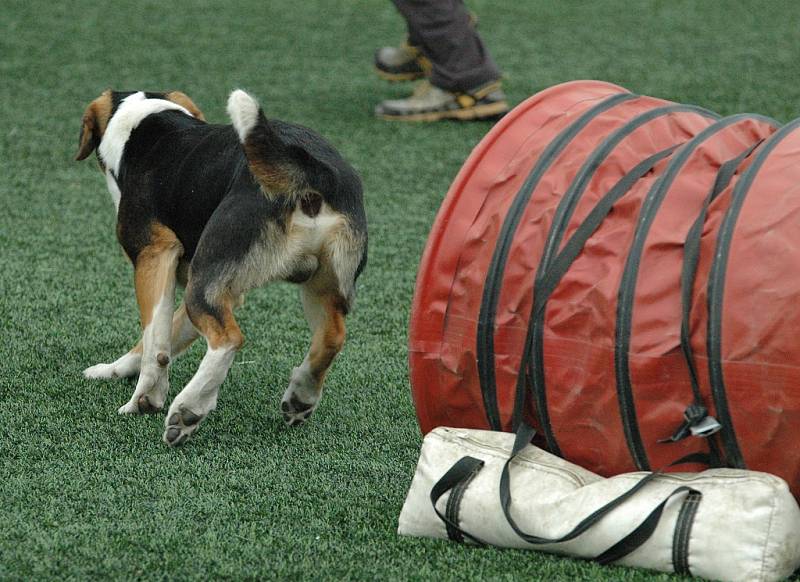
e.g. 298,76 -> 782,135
167,345 -> 236,418
118,293 -> 175,414
227,89 -> 260,142
105,171 -> 122,211
98,92 -> 192,175
83,350 -> 141,380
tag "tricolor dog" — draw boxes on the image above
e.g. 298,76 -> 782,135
76,89 -> 367,446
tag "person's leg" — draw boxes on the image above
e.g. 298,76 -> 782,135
374,41 -> 431,82
375,0 -> 507,121
391,0 -> 500,92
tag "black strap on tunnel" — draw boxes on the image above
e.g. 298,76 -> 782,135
678,135 -> 767,464
521,144 -> 685,457
516,105 -> 720,443
612,114 -> 774,471
528,146 -> 680,307
706,117 -> 799,469
681,144 -> 758,395
476,91 -> 639,431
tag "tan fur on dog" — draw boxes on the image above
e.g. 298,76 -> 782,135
165,91 -> 206,121
75,90 -> 112,161
134,223 -> 184,329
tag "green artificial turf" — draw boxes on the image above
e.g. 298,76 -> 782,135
2,0 -> 799,579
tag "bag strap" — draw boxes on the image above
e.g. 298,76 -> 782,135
594,484 -> 699,565
499,424 -> 704,546
445,456 -> 481,543
431,426 -> 703,565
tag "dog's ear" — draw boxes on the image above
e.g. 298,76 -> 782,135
76,91 -> 112,161
165,91 -> 206,121
76,105 -> 99,161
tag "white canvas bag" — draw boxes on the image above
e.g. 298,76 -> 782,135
399,427 -> 800,582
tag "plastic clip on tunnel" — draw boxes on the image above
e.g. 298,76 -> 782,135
408,81 -> 800,496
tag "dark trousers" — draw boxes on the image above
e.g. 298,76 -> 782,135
391,0 -> 501,92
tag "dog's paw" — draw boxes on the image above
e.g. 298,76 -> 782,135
83,353 -> 141,380
116,394 -> 161,415
84,363 -> 115,379
163,408 -> 205,447
280,395 -> 316,427
117,400 -> 141,415
84,362 -> 126,380
280,366 -> 319,427
117,373 -> 168,415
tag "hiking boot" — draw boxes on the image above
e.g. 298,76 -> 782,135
374,13 -> 478,82
374,80 -> 509,122
374,42 -> 431,82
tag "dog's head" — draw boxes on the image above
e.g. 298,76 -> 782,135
75,90 -> 205,163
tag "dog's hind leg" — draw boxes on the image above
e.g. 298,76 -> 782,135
161,193 -> 273,446
162,288 -> 244,446
280,217 -> 365,426
117,225 -> 183,414
280,280 -> 347,427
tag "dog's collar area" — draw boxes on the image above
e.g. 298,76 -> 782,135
99,92 -> 191,175
105,168 -> 122,212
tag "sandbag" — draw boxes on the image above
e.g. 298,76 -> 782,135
399,427 -> 800,582
407,80 -> 800,493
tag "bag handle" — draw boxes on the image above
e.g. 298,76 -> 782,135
429,456 -> 488,547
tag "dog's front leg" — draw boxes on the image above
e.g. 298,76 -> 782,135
117,226 -> 183,414
84,303 -> 198,381
83,345 -> 142,380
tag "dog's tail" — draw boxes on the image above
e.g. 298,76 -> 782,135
227,89 -> 301,202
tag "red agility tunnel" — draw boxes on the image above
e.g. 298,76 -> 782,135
408,80 -> 800,494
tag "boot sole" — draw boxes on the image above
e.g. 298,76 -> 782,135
376,101 -> 509,122
375,66 -> 426,83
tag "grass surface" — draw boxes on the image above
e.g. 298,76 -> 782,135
2,0 -> 799,579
